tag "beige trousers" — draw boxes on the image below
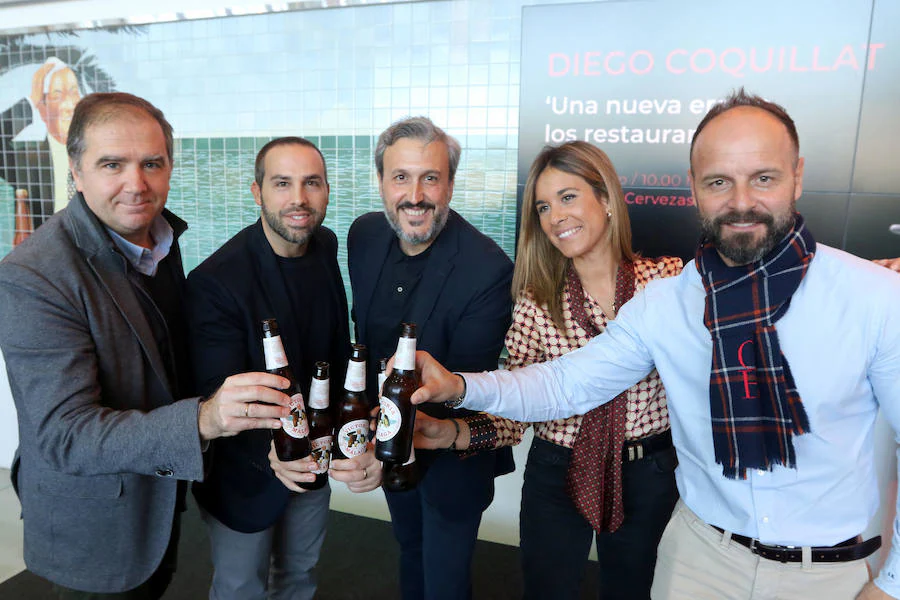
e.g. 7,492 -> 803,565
651,501 -> 869,600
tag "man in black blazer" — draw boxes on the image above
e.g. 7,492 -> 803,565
0,93 -> 291,598
347,117 -> 514,600
186,137 -> 379,600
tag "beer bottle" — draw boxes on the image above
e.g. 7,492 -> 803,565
375,323 -> 418,463
300,362 -> 333,491
334,344 -> 370,461
377,351 -> 420,491
262,319 -> 311,461
13,189 -> 33,247
382,447 -> 420,492
377,358 -> 389,394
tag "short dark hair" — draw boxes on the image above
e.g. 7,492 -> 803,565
374,116 -> 461,182
690,87 -> 799,169
67,93 -> 174,169
254,137 -> 329,187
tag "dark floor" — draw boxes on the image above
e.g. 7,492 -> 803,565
0,495 -> 598,599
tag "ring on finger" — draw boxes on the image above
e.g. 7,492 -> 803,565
363,467 -> 368,480
244,403 -> 249,418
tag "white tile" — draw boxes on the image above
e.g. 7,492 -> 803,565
0,485 -> 24,584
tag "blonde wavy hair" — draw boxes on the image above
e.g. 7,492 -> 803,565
512,141 -> 635,330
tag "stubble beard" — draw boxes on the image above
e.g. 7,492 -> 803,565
261,197 -> 320,247
700,206 -> 796,265
384,201 -> 449,247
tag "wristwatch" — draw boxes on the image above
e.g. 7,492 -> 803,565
444,373 -> 466,409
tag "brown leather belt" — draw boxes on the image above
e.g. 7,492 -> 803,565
622,429 -> 672,462
712,526 -> 881,563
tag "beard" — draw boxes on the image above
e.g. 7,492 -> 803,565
700,206 -> 796,265
384,201 -> 449,248
261,197 -> 322,247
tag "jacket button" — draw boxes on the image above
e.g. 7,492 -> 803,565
156,468 -> 174,477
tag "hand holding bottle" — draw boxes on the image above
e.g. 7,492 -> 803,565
329,442 -> 382,493
408,350 -> 466,406
268,440 -> 319,493
197,372 -> 292,441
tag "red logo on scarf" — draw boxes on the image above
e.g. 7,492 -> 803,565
738,339 -> 757,400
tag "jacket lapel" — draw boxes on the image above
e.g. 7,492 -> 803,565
314,230 -> 345,323
354,220 -> 394,343
406,210 -> 460,340
248,220 -> 304,369
67,194 -> 173,393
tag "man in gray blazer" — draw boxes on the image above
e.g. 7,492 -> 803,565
0,92 -> 292,598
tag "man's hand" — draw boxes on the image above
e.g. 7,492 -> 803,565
268,441 -> 317,493
856,582 -> 892,599
414,412 -> 470,451
198,372 -> 291,441
873,258 -> 900,273
329,442 -> 382,493
409,350 -> 465,405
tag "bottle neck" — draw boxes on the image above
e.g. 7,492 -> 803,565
308,377 -> 330,409
262,335 -> 289,370
344,359 -> 366,393
394,337 -> 417,372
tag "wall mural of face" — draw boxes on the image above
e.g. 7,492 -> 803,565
41,67 -> 81,144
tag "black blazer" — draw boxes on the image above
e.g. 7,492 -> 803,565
186,220 -> 350,533
347,209 -> 515,518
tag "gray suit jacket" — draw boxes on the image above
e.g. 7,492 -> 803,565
0,193 -> 205,593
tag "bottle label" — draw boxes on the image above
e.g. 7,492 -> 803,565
376,397 -> 402,442
263,336 -> 288,370
377,373 -> 387,396
403,446 -> 416,466
310,435 -> 333,474
337,419 -> 369,458
280,393 -> 309,438
308,378 -> 330,409
344,360 -> 366,393
395,337 -> 417,371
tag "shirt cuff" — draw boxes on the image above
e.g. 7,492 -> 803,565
459,372 -> 492,412
875,547 -> 900,599
462,413 -> 498,452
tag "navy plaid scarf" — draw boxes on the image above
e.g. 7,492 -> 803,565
695,213 -> 815,479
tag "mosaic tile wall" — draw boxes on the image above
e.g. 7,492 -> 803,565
0,0 -> 579,291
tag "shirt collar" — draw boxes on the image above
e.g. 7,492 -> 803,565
105,215 -> 174,276
389,236 -> 433,265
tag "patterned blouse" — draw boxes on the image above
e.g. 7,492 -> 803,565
464,256 -> 683,451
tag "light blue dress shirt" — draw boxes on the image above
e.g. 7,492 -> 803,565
105,216 -> 174,276
462,244 -> 900,597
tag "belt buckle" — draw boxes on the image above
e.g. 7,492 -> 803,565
749,538 -> 759,555
627,445 -> 644,461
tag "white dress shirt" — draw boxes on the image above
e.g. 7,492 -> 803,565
462,244 -> 900,596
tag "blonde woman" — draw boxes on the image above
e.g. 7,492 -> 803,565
417,141 -> 681,599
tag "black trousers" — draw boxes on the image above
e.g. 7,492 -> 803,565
519,436 -> 679,600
